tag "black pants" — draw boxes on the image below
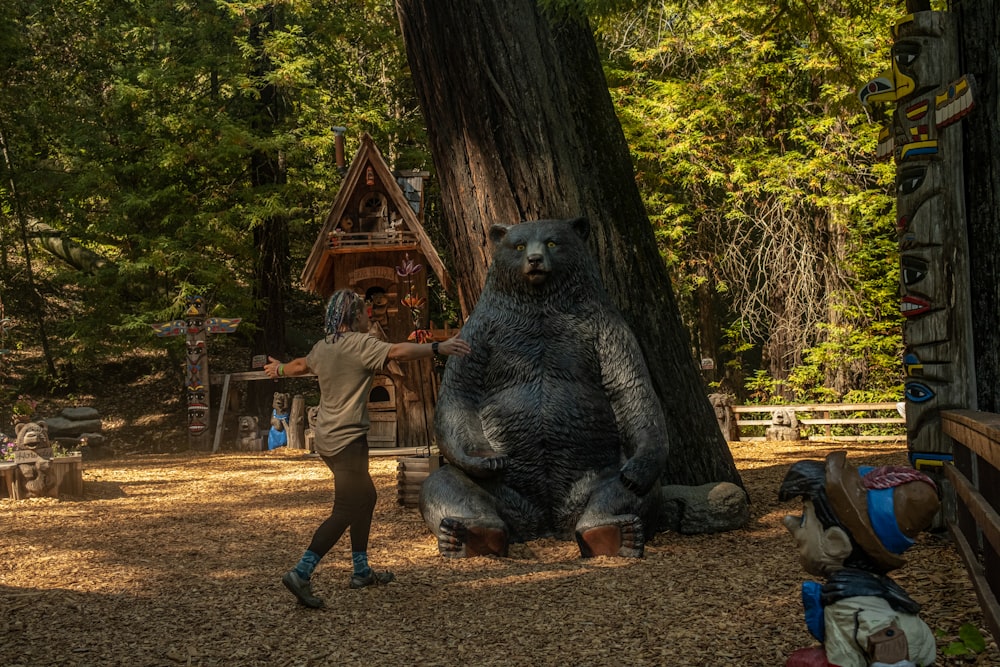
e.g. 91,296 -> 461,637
307,435 -> 377,557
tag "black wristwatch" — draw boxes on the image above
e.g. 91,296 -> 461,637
431,341 -> 440,355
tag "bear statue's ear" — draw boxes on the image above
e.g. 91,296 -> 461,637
570,216 -> 590,242
488,224 -> 509,245
14,422 -> 27,437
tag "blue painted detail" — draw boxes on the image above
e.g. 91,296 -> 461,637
802,580 -> 825,642
904,381 -> 935,403
867,486 -> 915,554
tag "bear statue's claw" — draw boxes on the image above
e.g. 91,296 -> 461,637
575,516 -> 645,558
438,516 -> 509,558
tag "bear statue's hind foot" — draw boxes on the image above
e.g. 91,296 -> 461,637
438,517 -> 509,558
575,516 -> 645,558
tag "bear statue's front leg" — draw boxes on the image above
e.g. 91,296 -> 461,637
419,465 -> 510,558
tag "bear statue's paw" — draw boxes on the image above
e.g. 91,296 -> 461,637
438,516 -> 509,559
464,453 -> 509,478
575,515 -> 645,559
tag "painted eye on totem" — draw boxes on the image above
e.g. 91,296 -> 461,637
905,381 -> 935,403
515,243 -> 526,252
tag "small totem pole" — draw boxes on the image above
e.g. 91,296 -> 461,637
151,296 -> 241,450
858,0 -> 976,469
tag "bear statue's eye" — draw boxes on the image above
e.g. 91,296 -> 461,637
515,243 -> 526,252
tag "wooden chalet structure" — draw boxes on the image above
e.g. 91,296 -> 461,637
301,133 -> 455,450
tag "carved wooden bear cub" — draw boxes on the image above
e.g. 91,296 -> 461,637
420,217 -> 669,558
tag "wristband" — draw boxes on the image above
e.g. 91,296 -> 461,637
431,342 -> 440,355
278,364 -> 285,377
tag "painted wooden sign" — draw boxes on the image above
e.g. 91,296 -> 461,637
859,7 -> 976,467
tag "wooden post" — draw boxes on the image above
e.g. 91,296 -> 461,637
151,295 -> 241,451
211,374 -> 231,453
288,394 -> 306,449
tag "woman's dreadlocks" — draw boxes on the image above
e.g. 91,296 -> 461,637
323,289 -> 365,342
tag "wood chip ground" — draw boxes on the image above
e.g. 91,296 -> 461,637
2,440 -> 996,666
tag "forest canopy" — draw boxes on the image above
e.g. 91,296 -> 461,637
0,0 -> 904,405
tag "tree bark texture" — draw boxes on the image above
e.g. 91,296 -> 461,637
957,0 -> 1000,412
395,0 -> 741,487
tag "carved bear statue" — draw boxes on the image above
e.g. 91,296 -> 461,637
14,421 -> 58,498
237,416 -> 262,452
268,392 -> 291,450
420,217 -> 670,559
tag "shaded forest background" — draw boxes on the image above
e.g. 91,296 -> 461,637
0,0 -> 908,423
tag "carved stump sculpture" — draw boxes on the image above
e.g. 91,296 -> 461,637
13,421 -> 58,498
766,408 -> 801,441
708,393 -> 740,442
236,416 -> 262,452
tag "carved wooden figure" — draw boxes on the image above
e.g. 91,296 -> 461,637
858,5 -> 975,468
13,421 -> 58,498
268,392 -> 291,450
236,416 -> 262,452
151,295 -> 241,450
766,408 -> 801,441
779,451 -> 940,667
708,393 -> 740,441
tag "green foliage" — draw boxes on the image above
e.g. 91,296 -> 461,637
595,0 -> 903,402
0,0 -> 912,408
0,0 -> 428,387
938,623 -> 988,657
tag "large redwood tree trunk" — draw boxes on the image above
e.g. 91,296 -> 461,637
395,0 -> 741,487
957,0 -> 1000,412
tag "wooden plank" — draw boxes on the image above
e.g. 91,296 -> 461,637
731,402 -> 899,414
944,463 -> 1000,559
209,370 -> 318,384
737,418 -> 903,426
739,435 -> 906,443
942,410 -> 1000,471
798,418 -> 905,425
948,518 -> 1000,647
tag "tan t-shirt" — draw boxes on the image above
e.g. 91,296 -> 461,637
305,332 -> 392,457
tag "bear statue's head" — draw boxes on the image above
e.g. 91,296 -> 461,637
487,217 -> 600,296
272,392 -> 291,413
15,421 -> 49,450
238,416 -> 258,434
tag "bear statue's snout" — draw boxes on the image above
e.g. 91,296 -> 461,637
525,253 -> 549,285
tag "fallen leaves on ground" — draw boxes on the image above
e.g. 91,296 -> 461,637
1,440 -> 996,666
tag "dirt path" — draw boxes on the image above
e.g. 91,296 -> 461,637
2,440 -> 996,666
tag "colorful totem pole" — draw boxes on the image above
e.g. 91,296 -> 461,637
151,296 -> 241,450
858,0 -> 976,471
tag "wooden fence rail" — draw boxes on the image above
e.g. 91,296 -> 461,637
731,402 -> 906,441
940,409 -> 1000,645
